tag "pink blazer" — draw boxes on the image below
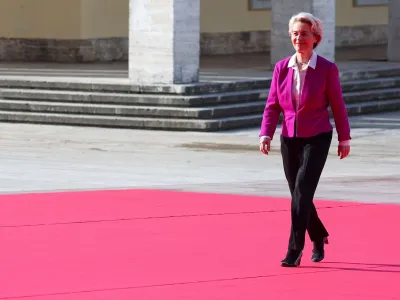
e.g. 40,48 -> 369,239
259,55 -> 351,142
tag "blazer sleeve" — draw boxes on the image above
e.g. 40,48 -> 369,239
259,64 -> 281,139
326,63 -> 351,142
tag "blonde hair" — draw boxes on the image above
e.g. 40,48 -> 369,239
288,12 -> 323,49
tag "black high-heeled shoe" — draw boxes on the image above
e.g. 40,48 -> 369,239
281,250 -> 303,267
311,237 -> 329,262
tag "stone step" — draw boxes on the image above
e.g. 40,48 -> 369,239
0,66 -> 400,95
338,67 -> 400,82
345,98 -> 400,115
0,99 -> 266,119
0,110 -> 262,131
0,98 -> 398,131
0,88 -> 268,107
0,86 -> 398,120
0,76 -> 267,95
344,87 -> 400,103
341,76 -> 400,93
1,85 -> 400,108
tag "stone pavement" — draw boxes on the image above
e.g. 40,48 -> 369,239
1,111 -> 399,204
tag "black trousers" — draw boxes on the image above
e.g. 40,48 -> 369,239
280,130 -> 332,251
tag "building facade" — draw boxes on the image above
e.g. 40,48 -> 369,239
0,0 -> 391,63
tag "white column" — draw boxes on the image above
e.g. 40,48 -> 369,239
388,0 -> 400,61
129,0 -> 200,85
271,0 -> 336,64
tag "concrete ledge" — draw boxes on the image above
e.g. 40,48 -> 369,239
0,88 -> 398,120
344,88 -> 400,104
0,98 -> 398,131
341,77 -> 400,92
0,111 -> 262,131
345,99 -> 400,115
0,77 -> 270,95
0,100 -> 267,119
0,89 -> 268,107
0,67 -> 400,95
1,86 -> 399,109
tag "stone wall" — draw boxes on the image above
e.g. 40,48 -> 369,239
0,38 -> 128,62
0,24 -> 388,62
202,24 -> 388,55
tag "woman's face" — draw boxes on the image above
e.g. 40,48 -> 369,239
290,21 -> 318,53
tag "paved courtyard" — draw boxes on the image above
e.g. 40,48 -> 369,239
1,111 -> 399,204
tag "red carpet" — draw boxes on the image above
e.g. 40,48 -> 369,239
0,189 -> 399,299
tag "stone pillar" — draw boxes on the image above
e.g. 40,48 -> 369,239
129,0 -> 200,85
388,0 -> 400,61
271,0 -> 336,65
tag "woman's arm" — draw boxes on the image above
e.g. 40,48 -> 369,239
326,63 -> 351,142
259,64 -> 282,139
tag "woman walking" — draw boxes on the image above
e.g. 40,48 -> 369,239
259,12 -> 351,267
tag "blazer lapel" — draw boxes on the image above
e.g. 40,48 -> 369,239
300,67 -> 315,109
286,67 -> 295,112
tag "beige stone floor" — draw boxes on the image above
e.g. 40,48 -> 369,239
0,111 -> 399,205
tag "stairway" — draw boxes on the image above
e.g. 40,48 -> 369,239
0,66 -> 399,131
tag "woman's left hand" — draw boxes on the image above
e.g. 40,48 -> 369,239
338,145 -> 350,159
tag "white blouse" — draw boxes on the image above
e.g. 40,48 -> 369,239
292,64 -> 307,113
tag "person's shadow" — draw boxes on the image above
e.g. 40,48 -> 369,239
304,261 -> 400,273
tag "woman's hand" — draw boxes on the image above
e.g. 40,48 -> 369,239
259,136 -> 271,155
338,145 -> 350,159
